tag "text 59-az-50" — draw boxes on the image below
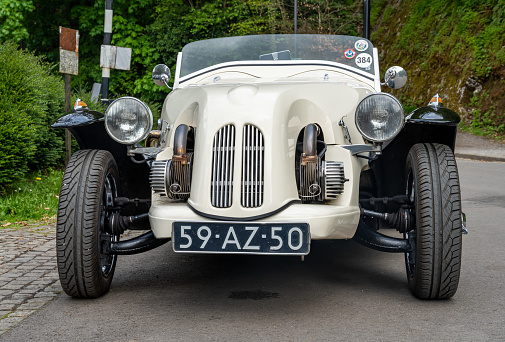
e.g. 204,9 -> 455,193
172,222 -> 310,255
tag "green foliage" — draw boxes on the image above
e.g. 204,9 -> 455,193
381,0 -> 505,78
0,0 -> 34,43
0,41 -> 65,188
372,0 -> 505,139
0,169 -> 63,225
463,92 -> 505,138
71,85 -> 107,112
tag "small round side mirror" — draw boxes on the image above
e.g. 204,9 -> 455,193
152,64 -> 172,88
384,66 -> 407,89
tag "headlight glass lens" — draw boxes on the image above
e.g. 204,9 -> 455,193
355,93 -> 404,142
105,97 -> 153,144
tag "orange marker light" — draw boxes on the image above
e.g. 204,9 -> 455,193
73,98 -> 88,110
428,93 -> 443,108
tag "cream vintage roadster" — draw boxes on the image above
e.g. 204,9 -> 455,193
53,16 -> 464,300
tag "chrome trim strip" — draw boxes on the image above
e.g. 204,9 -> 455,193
340,144 -> 382,156
373,47 -> 380,90
179,61 -> 376,84
174,52 -> 182,89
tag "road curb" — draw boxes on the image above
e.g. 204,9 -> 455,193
455,153 -> 505,162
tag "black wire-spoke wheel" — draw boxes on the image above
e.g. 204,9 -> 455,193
404,143 -> 462,299
56,150 -> 121,298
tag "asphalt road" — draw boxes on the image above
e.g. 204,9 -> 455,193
2,159 -> 504,342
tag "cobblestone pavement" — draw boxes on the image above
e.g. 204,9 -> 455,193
0,223 -> 61,336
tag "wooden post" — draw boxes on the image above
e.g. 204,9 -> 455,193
64,74 -> 72,166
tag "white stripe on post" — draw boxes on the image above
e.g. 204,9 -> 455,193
104,10 -> 113,33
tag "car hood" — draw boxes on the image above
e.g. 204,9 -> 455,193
157,79 -> 373,218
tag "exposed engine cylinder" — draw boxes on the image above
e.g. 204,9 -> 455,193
150,153 -> 194,200
299,158 -> 322,199
298,124 -> 345,201
299,159 -> 345,201
150,123 -> 194,200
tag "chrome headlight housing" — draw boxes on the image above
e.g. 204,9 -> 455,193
105,97 -> 153,144
355,93 -> 405,142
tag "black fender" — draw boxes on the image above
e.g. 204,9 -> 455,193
52,111 -> 151,222
366,106 -> 461,201
406,106 -> 461,127
51,109 -> 105,129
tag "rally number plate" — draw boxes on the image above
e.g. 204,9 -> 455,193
172,222 -> 310,255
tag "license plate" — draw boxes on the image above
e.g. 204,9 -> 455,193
172,222 -> 310,255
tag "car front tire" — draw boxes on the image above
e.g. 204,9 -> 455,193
56,150 -> 120,298
404,143 -> 462,299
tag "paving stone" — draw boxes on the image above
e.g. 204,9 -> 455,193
34,291 -> 57,298
1,316 -> 26,324
0,299 -> 24,305
28,297 -> 52,303
11,293 -> 33,300
8,309 -> 37,317
21,285 -> 42,291
0,303 -> 15,311
17,301 -> 46,310
17,289 -> 38,295
2,272 -> 24,278
1,284 -> 24,290
15,265 -> 37,270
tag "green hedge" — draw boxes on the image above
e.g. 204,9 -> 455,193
0,41 -> 65,189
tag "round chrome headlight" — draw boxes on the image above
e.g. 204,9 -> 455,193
105,97 -> 153,144
355,93 -> 405,142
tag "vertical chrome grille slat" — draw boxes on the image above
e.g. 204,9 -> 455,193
254,128 -> 258,207
241,125 -> 264,208
246,125 -> 250,208
228,126 -> 235,206
219,128 -> 224,207
242,126 -> 246,208
211,125 -> 235,208
260,132 -> 264,203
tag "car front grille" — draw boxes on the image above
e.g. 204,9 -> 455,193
241,125 -> 264,208
211,125 -> 236,208
211,124 -> 265,209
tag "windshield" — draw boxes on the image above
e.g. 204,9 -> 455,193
180,34 -> 375,79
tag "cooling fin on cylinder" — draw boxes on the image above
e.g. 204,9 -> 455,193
149,154 -> 193,200
322,161 -> 345,199
298,159 -> 345,202
150,160 -> 169,196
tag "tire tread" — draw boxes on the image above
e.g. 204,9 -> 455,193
407,143 -> 462,299
56,149 -> 118,298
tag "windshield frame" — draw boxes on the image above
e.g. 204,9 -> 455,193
175,34 -> 380,87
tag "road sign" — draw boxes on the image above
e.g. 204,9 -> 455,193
100,45 -> 132,71
59,27 -> 79,75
